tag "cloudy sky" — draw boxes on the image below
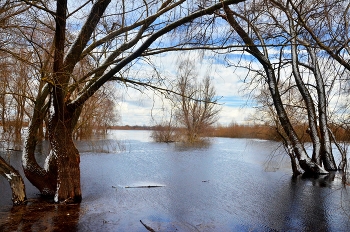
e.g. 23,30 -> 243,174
114,51 -> 258,126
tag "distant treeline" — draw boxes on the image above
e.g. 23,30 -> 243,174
111,123 -> 350,142
110,125 -> 154,130
209,124 -> 280,140
209,124 -> 350,142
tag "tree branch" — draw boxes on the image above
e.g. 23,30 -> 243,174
69,0 -> 245,110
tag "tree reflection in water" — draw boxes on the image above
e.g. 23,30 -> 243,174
1,131 -> 350,231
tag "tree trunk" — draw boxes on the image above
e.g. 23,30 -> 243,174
328,128 -> 347,170
264,68 -> 327,174
0,156 -> 26,205
290,54 -> 321,165
23,85 -> 82,203
42,0 -> 80,203
288,19 -> 322,165
23,85 -> 57,196
308,49 -> 337,170
286,146 -> 302,177
276,128 -> 302,176
47,110 -> 82,203
222,5 -> 327,174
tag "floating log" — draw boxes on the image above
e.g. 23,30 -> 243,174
140,220 -> 155,232
125,185 -> 165,188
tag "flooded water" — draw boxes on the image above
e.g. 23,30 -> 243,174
1,130 -> 350,231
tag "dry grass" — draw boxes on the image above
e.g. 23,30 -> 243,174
208,123 -> 350,142
209,124 -> 280,140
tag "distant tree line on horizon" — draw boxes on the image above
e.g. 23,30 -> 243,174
148,122 -> 350,142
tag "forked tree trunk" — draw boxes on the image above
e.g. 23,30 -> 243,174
308,49 -> 337,170
0,156 -> 26,205
22,87 -> 82,203
43,0 -> 80,203
288,20 -> 322,166
264,68 -> 327,174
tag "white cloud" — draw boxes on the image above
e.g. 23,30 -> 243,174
219,105 -> 256,125
115,51 -> 258,126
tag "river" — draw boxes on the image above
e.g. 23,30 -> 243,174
1,130 -> 350,231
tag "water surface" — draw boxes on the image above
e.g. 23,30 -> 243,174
1,130 -> 350,231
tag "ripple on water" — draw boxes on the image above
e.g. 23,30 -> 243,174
1,130 -> 350,231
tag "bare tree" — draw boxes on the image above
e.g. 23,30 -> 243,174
218,0 -> 350,174
74,84 -> 120,140
151,58 -> 221,144
0,0 -> 31,204
0,0 -> 245,204
268,0 -> 344,170
220,3 -> 328,174
174,58 -> 220,143
151,109 -> 178,143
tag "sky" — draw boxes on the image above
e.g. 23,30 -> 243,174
114,51 -> 258,126
107,31 -> 348,128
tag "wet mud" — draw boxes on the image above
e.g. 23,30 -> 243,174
0,199 -> 80,232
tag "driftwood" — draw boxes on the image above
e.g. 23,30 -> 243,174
112,185 -> 165,189
140,220 -> 156,232
125,185 -> 164,188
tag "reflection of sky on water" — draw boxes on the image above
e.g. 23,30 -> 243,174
1,130 -> 350,231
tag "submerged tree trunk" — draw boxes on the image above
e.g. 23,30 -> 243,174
47,110 -> 82,203
264,68 -> 327,174
289,19 -> 322,166
308,49 -> 337,170
222,5 -> 327,174
0,156 -> 26,205
276,128 -> 302,176
23,85 -> 57,196
287,145 -> 302,177
328,128 -> 347,171
22,86 -> 82,202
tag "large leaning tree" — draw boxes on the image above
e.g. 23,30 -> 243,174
0,0 -> 245,204
219,0 -> 349,175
